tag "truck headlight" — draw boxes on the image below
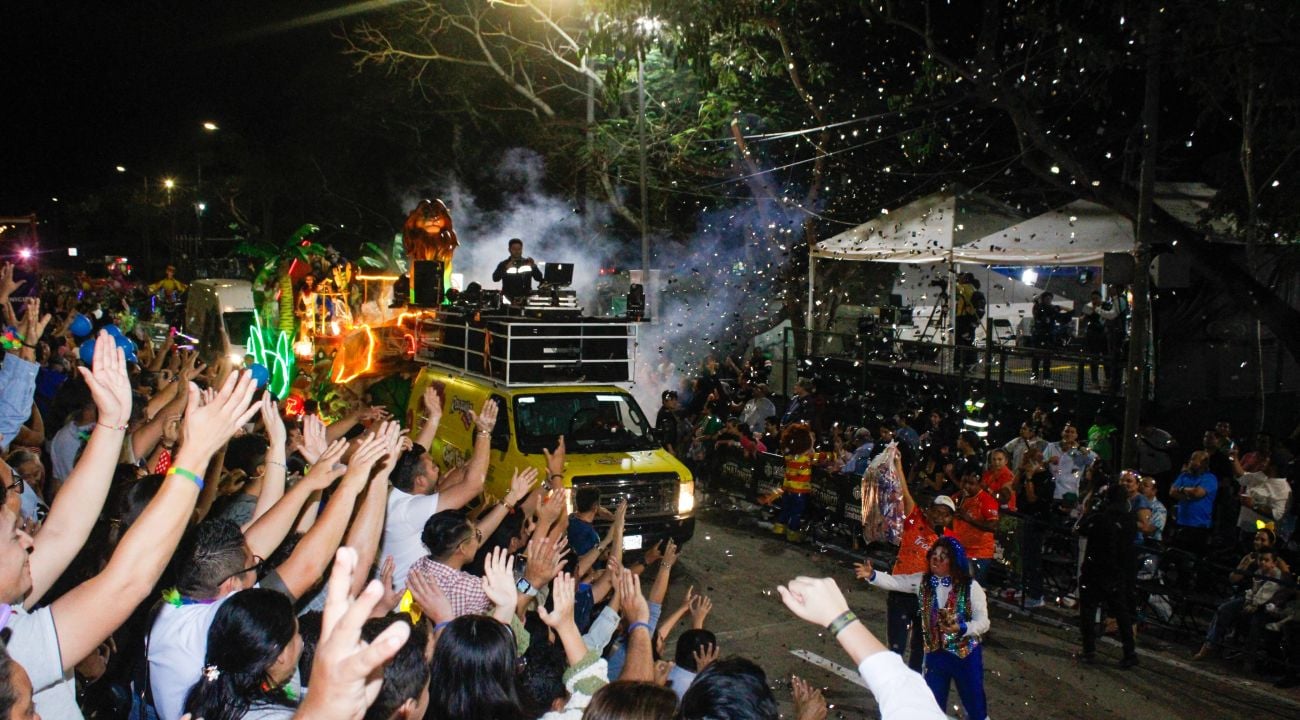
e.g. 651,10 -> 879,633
677,480 -> 695,515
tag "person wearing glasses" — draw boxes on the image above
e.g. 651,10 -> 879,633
3,451 -> 46,526
148,425 -> 401,720
0,347 -> 253,719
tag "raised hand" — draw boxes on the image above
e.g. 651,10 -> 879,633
341,430 -> 389,488
76,329 -> 133,428
537,486 -> 566,526
259,393 -> 287,445
300,547 -> 410,720
480,547 -> 517,623
506,466 -> 538,507
661,538 -> 679,568
376,557 -> 401,615
471,398 -> 499,434
542,436 -> 566,484
791,676 -> 829,720
523,536 -> 564,589
179,349 -> 206,382
0,262 -> 25,299
854,561 -> 874,581
776,577 -> 851,628
178,370 -> 261,461
18,298 -> 51,347
299,439 -> 349,491
300,413 -> 329,464
619,569 -> 650,624
689,593 -> 713,628
422,386 -> 443,425
538,572 -> 577,629
692,643 -> 720,672
407,569 -> 454,625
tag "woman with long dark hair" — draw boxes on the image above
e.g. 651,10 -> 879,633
427,615 -> 526,720
859,536 -> 990,720
183,589 -> 302,720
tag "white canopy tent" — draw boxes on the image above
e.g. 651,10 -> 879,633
807,185 -> 1216,347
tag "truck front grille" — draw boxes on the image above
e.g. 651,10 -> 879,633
573,472 -> 681,518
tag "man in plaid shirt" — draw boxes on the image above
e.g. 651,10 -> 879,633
408,510 -> 491,617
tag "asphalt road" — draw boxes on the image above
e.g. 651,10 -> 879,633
667,505 -> 1300,719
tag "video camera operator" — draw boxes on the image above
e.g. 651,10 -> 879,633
954,273 -> 984,371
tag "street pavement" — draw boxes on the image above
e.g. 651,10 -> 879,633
669,504 -> 1300,719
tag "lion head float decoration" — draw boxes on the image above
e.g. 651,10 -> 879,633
402,199 -> 459,293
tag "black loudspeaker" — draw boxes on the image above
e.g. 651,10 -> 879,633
411,260 -> 444,307
1103,252 -> 1135,285
627,284 -> 646,319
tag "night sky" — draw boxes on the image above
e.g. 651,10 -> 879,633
3,1 -> 365,216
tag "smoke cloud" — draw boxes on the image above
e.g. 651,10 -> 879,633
398,148 -> 794,414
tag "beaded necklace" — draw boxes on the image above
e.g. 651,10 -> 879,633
917,573 -> 975,658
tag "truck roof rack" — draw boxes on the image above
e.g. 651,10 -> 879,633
412,309 -> 639,387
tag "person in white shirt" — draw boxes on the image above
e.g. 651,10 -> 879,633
382,387 -> 496,588
1043,423 -> 1097,507
737,384 -> 776,433
776,576 -> 947,720
1002,421 -> 1047,473
149,423 -> 401,720
1,345 -> 258,720
858,536 -> 990,720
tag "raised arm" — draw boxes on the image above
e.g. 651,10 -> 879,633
50,371 -> 260,671
244,440 -> 348,559
131,352 -> 202,459
539,573 -> 589,667
439,399 -> 496,510
413,387 -> 443,451
344,421 -> 403,597
246,394 -> 289,526
25,333 -> 133,608
647,539 -> 678,606
474,467 -> 537,543
275,432 -> 388,599
617,570 -> 654,682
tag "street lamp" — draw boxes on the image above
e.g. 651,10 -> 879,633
202,121 -> 219,132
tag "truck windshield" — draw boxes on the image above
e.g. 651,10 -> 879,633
514,392 -> 659,454
223,311 -> 257,347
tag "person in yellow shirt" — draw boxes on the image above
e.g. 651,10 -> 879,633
149,266 -> 188,298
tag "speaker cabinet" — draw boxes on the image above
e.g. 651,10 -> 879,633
411,261 -> 444,307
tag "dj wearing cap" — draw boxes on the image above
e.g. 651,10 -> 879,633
492,238 -> 543,304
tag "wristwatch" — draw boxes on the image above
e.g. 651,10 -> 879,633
516,577 -> 539,598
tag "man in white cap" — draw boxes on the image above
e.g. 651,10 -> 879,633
856,457 -> 954,671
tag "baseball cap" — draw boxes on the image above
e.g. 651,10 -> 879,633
932,496 -> 957,512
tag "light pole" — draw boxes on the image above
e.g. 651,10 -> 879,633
634,16 -> 662,286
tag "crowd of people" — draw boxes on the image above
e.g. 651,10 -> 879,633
656,348 -> 1300,716
0,263 -> 962,720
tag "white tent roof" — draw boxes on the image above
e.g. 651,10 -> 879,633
813,183 -> 1219,266
958,199 -> 1132,265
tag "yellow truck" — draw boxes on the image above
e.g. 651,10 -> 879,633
406,311 -> 695,549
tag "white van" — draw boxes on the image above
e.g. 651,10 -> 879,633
184,279 -> 258,366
